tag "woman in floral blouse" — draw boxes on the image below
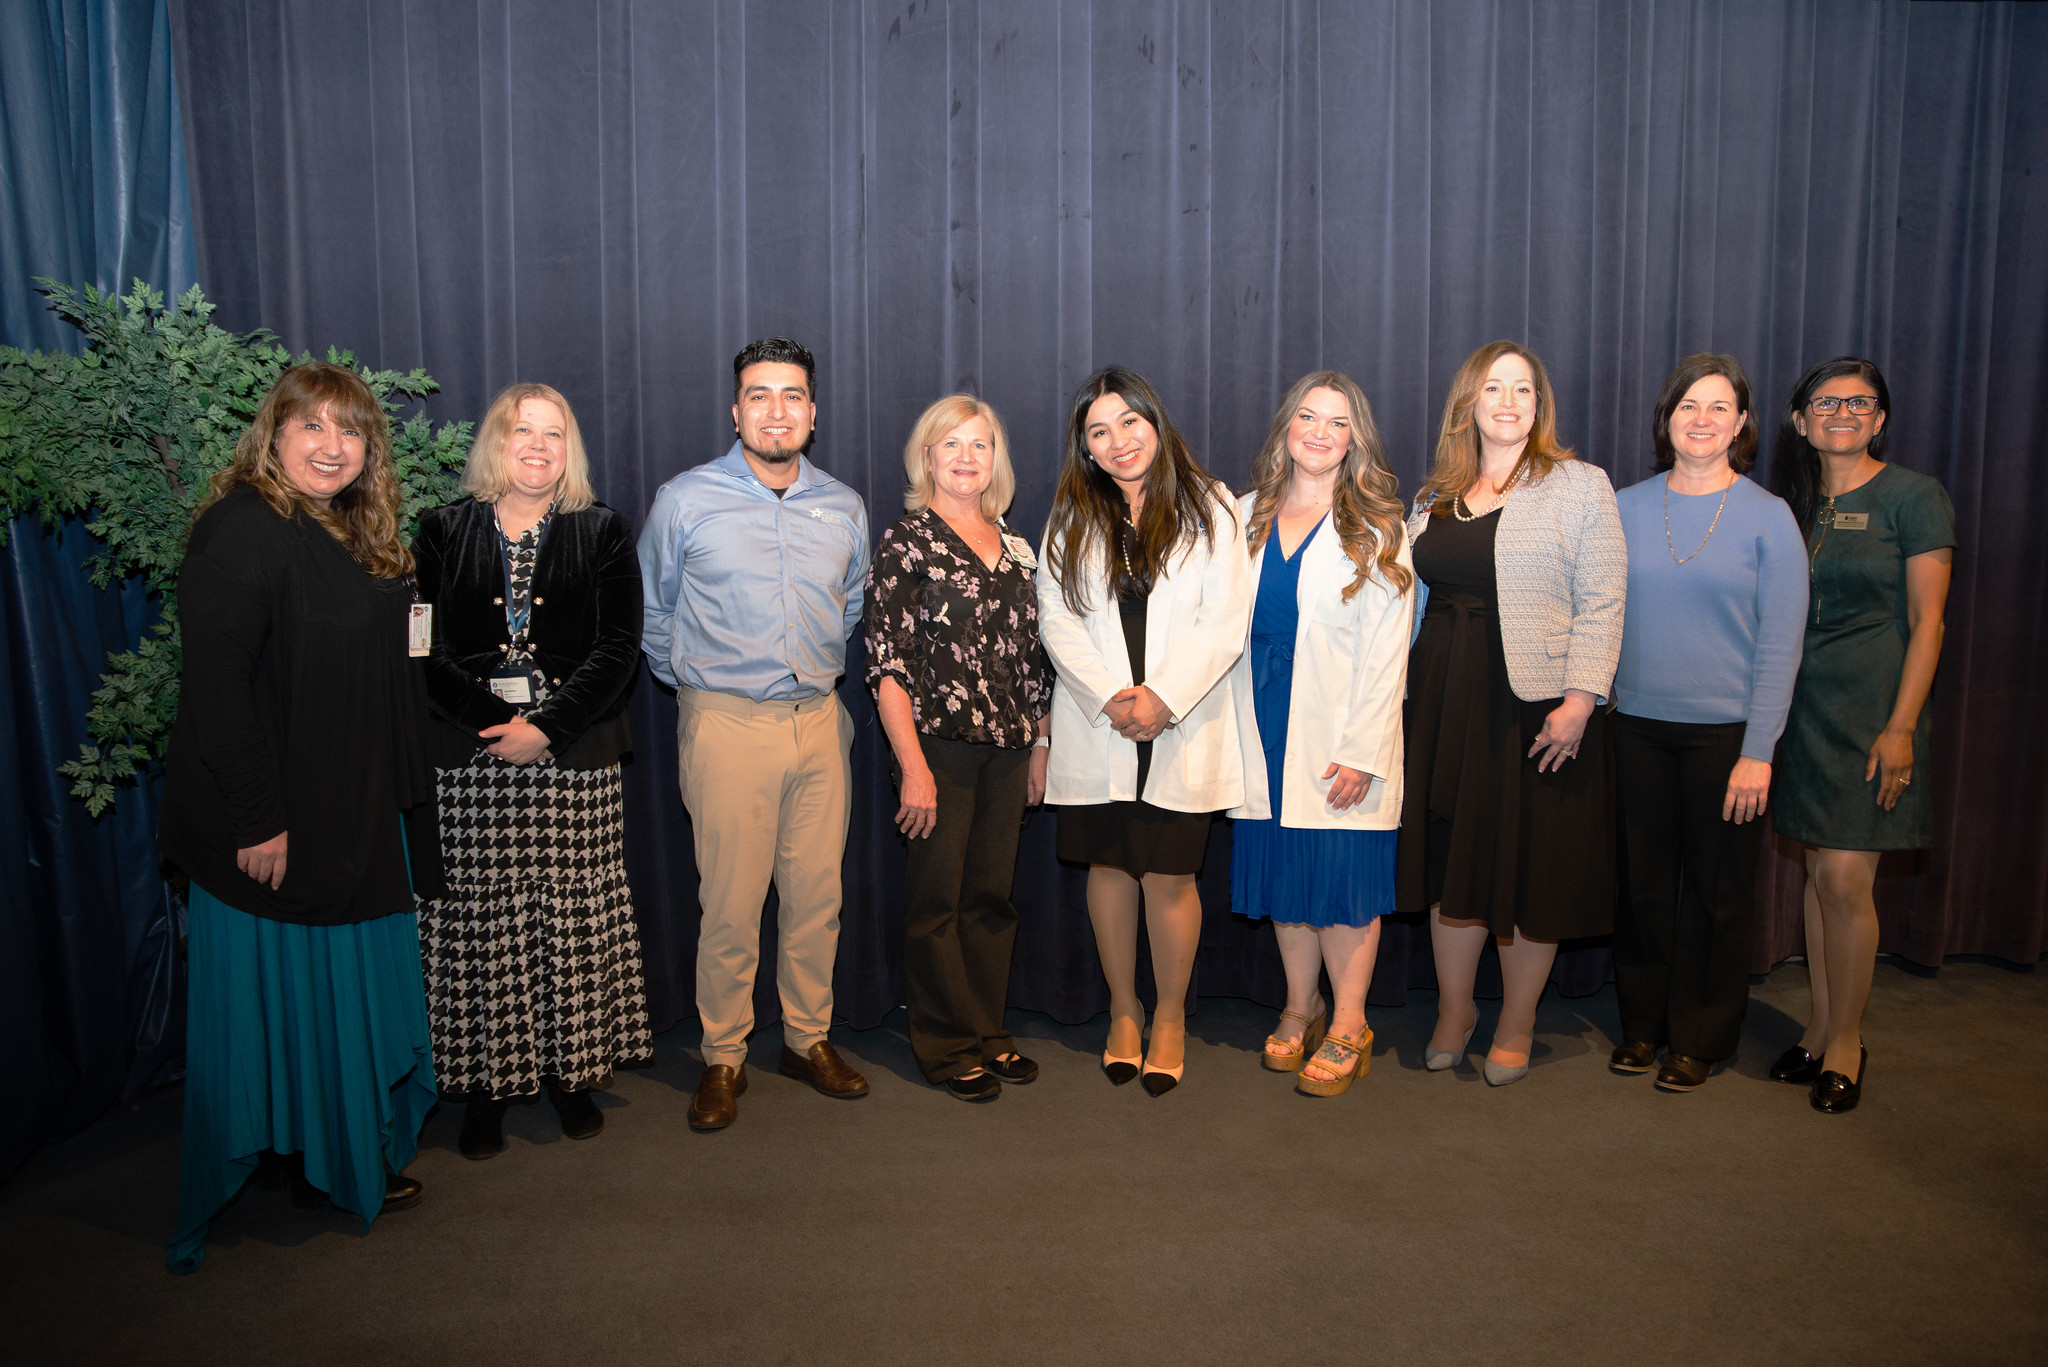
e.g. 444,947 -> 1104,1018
865,394 -> 1051,1102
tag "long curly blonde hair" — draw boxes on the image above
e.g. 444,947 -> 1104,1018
205,362 -> 412,577
1243,370 -> 1411,600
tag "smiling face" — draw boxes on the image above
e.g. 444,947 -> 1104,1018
1083,391 -> 1159,501
1472,352 -> 1536,457
732,361 -> 815,466
1668,374 -> 1748,469
274,402 -> 367,509
927,413 -> 995,506
504,396 -> 569,501
1795,374 -> 1887,457
1285,385 -> 1353,482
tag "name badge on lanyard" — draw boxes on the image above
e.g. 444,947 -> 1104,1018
487,667 -> 534,706
406,603 -> 433,657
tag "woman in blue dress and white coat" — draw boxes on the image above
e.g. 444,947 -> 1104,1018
1227,371 -> 1414,1097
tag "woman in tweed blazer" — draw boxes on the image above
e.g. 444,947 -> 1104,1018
1397,341 -> 1626,1086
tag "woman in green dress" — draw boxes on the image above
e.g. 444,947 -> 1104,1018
1769,358 -> 1954,1114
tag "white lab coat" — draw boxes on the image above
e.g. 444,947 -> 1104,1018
1226,493 -> 1413,830
1036,485 -> 1252,812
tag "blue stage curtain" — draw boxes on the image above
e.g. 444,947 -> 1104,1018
165,1 -> 2047,1035
0,0 -> 198,1181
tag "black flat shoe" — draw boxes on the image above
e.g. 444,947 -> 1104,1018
1653,1053 -> 1714,1092
459,1099 -> 508,1160
1608,1041 -> 1658,1075
382,1172 -> 424,1212
1770,1044 -> 1822,1085
546,1082 -> 604,1140
941,1071 -> 1002,1103
1810,1048 -> 1866,1114
986,1052 -> 1039,1085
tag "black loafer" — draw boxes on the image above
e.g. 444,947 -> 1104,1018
1769,1044 -> 1822,1086
459,1099 -> 508,1160
985,1052 -> 1039,1085
546,1082 -> 605,1140
941,1071 -> 1002,1103
1653,1053 -> 1714,1092
1608,1041 -> 1658,1075
382,1171 -> 424,1212
1811,1048 -> 1866,1114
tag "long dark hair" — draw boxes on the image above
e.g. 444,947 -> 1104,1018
1243,370 -> 1412,600
1045,367 -> 1232,617
1772,356 -> 1892,534
1652,353 -> 1757,472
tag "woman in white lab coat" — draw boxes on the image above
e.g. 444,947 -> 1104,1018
1227,371 -> 1413,1098
1038,366 -> 1251,1096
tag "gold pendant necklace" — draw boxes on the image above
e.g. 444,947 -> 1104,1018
1664,472 -> 1733,564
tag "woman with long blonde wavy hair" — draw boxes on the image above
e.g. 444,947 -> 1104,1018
1226,371 -> 1414,1097
160,362 -> 435,1272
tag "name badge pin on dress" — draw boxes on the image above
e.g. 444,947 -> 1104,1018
1832,513 -> 1869,531
1000,533 -> 1038,569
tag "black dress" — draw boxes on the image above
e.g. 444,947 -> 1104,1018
1396,505 -> 1615,940
1055,582 -> 1214,876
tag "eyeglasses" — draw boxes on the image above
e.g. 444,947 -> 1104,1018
1808,395 -> 1879,416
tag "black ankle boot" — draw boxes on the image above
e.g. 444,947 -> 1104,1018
459,1098 -> 508,1160
545,1081 -> 603,1140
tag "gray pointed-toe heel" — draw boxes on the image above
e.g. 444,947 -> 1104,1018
1424,1022 -> 1477,1072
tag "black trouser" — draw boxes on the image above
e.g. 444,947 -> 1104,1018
898,735 -> 1031,1083
1612,713 -> 1764,1062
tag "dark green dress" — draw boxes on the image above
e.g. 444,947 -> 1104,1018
1774,464 -> 1955,850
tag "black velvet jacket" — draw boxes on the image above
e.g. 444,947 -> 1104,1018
412,497 -> 642,770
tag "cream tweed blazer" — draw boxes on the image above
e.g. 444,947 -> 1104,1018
1408,458 -> 1627,702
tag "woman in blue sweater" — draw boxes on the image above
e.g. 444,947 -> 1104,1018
1609,354 -> 1808,1093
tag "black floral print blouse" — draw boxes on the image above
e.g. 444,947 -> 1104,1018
864,508 -> 1051,749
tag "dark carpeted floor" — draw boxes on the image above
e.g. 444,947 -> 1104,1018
3,959 -> 2042,1367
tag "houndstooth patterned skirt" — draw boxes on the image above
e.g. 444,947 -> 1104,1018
418,757 -> 652,1099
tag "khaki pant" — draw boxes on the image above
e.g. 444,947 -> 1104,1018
676,686 -> 854,1068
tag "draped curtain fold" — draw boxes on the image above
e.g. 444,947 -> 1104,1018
164,0 -> 2046,1039
1,0 -> 197,1181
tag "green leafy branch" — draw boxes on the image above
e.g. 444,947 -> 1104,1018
0,279 -> 473,814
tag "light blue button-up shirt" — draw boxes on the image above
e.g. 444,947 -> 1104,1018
638,442 -> 870,702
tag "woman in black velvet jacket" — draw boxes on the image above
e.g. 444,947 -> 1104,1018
411,382 -> 652,1160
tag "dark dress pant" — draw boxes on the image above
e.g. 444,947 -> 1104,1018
900,734 -> 1031,1083
1612,713 -> 1764,1061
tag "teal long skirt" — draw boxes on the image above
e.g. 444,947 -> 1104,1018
167,883 -> 437,1274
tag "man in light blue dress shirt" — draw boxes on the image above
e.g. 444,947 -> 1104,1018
638,337 -> 873,1131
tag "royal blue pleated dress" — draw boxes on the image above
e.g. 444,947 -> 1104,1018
1230,520 -> 1398,926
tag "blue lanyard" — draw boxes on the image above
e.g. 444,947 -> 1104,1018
496,509 -> 549,642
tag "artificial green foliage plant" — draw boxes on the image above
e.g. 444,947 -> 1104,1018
0,279 -> 472,814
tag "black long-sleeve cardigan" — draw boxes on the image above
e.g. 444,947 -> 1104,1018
158,486 -> 433,926
410,496 -> 642,771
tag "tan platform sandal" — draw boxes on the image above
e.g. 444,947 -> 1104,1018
1261,997 -> 1328,1073
1295,1026 -> 1372,1097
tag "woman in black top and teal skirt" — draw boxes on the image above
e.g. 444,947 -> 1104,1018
158,363 -> 435,1273
1226,372 -> 1413,1097
1769,358 -> 1954,1113
1038,368 -> 1250,1096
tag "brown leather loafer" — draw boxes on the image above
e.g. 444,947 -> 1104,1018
1608,1040 -> 1659,1075
1653,1053 -> 1714,1092
689,1063 -> 747,1131
779,1041 -> 870,1098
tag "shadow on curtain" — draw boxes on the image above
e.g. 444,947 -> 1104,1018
163,1 -> 2046,1042
0,0 -> 197,1181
